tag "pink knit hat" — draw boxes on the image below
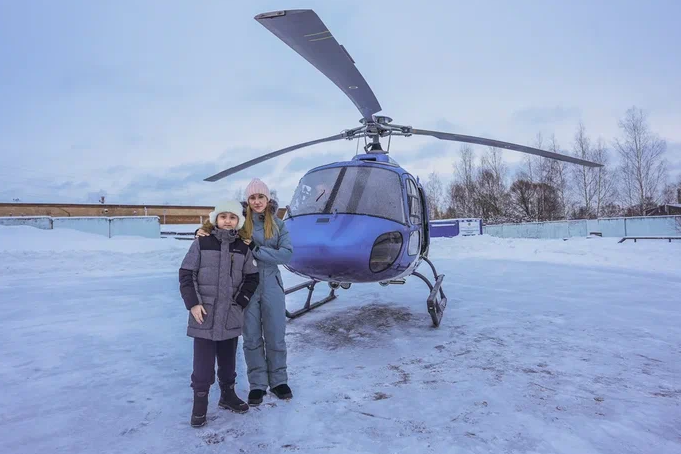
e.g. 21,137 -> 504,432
244,178 -> 270,201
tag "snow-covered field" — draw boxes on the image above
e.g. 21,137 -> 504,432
1,226 -> 680,454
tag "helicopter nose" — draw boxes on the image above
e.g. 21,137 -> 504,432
285,214 -> 406,282
293,237 -> 365,279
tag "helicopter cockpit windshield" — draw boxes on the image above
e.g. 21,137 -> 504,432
289,166 -> 406,224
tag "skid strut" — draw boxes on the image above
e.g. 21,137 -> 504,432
413,256 -> 447,327
285,280 -> 337,319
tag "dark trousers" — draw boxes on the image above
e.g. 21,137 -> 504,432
191,337 -> 238,393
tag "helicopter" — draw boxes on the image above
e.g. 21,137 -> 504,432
204,9 -> 602,327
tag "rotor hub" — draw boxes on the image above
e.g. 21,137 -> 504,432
360,115 -> 393,125
341,116 -> 413,153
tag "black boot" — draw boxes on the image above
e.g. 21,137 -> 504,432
248,389 -> 267,406
191,391 -> 209,427
271,384 -> 293,400
218,383 -> 249,413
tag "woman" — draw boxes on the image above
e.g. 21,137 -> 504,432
196,178 -> 293,405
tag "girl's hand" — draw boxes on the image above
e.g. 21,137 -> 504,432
195,228 -> 210,238
191,305 -> 207,324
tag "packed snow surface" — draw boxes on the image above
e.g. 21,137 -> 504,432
1,226 -> 679,454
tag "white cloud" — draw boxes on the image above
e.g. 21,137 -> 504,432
1,1 -> 679,205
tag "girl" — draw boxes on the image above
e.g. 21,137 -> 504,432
196,178 -> 293,405
179,200 -> 259,427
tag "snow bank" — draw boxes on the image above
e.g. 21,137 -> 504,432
429,234 -> 681,277
0,225 -> 189,283
0,225 -> 177,253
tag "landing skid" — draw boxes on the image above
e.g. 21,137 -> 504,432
412,256 -> 447,327
284,280 -> 337,319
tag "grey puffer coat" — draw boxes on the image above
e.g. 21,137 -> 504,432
179,228 -> 259,341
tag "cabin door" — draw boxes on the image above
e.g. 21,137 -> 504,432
403,175 -> 424,257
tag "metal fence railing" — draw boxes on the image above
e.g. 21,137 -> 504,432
483,215 -> 681,239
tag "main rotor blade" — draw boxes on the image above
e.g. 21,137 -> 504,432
255,10 -> 381,121
410,129 -> 603,167
204,133 -> 346,182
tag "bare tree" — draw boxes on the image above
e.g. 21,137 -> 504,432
480,147 -> 508,188
591,137 -> 618,217
661,175 -> 681,204
512,134 -> 539,222
509,176 -> 536,221
614,106 -> 668,215
534,134 -> 555,191
521,132 -> 563,221
661,183 -> 676,204
444,181 -> 467,218
452,144 -> 477,217
475,147 -> 509,222
520,132 -> 543,189
547,135 -> 571,219
571,122 -> 598,218
424,172 -> 444,219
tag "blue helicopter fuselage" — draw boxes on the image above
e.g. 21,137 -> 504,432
282,153 -> 430,284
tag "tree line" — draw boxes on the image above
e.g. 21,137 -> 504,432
423,106 -> 680,223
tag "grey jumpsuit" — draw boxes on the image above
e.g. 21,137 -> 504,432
243,214 -> 293,391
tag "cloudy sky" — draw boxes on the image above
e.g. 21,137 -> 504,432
1,0 -> 679,206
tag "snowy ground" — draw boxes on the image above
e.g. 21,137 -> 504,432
1,226 -> 680,454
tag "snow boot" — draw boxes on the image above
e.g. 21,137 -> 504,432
218,383 -> 249,413
248,389 -> 267,406
271,384 -> 293,400
191,391 -> 209,428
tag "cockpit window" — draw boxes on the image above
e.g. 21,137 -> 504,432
289,166 -> 406,223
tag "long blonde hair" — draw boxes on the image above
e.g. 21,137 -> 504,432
240,205 -> 278,240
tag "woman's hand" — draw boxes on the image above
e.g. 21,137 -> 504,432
195,228 -> 211,238
243,238 -> 251,245
191,305 -> 207,324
